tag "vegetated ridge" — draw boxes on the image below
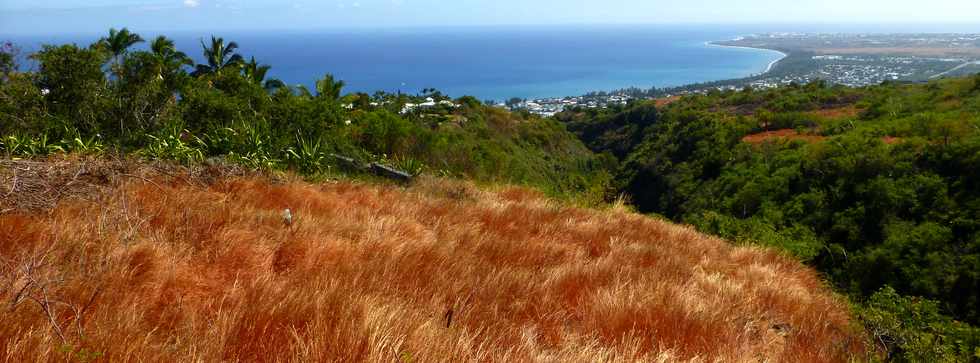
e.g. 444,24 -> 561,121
557,75 -> 980,360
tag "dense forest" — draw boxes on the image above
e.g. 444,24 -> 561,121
5,28 -> 980,360
0,29 -> 612,204
557,78 -> 980,361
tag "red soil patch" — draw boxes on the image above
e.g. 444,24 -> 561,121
742,129 -> 828,144
654,96 -> 681,107
0,161 -> 867,362
809,105 -> 861,119
882,136 -> 904,144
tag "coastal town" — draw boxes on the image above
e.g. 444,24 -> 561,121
507,33 -> 980,116
739,54 -> 968,89
716,33 -> 980,87
502,95 -> 632,117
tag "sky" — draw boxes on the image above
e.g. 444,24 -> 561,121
2,0 -> 980,35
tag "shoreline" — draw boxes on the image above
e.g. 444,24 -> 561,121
534,40 -> 791,101
704,40 -> 789,74
520,40 -> 792,103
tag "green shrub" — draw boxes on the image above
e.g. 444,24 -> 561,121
141,126 -> 205,164
285,133 -> 328,174
1,133 -> 62,157
861,286 -> 980,362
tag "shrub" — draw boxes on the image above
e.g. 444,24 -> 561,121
141,126 -> 205,164
861,286 -> 980,362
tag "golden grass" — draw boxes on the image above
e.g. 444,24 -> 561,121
0,165 -> 866,362
654,96 -> 682,108
807,106 -> 861,120
741,129 -> 828,144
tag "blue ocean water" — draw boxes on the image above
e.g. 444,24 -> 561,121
4,25 -> 785,100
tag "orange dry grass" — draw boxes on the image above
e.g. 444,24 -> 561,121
742,129 -> 828,144
808,106 -> 860,120
0,172 -> 865,362
881,136 -> 904,145
654,96 -> 681,107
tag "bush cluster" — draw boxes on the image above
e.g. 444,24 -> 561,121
557,78 -> 980,359
0,29 -> 612,203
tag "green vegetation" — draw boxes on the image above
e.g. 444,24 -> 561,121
861,286 -> 980,361
0,29 -> 612,204
7,26 -> 980,360
557,77 -> 980,360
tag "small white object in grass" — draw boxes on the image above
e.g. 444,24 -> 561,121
282,208 -> 292,227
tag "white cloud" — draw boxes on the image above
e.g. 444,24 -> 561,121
183,0 -> 200,8
352,1 -> 361,7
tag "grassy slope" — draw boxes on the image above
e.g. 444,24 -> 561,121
0,159 -> 864,361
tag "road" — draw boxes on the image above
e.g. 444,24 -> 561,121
931,60 -> 980,79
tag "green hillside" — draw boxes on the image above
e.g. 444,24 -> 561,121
0,32 -> 611,204
557,77 -> 980,361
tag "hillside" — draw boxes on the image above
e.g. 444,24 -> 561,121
557,75 -> 980,360
0,158 -> 864,361
0,36 -> 612,205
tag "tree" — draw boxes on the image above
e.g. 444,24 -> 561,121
192,36 -> 244,77
32,44 -> 110,134
315,74 -> 345,101
505,97 -> 524,108
242,57 -> 285,92
113,51 -> 181,137
456,95 -> 482,109
96,28 -> 144,70
0,42 -> 44,135
0,41 -> 18,80
113,37 -> 194,136
147,36 -> 192,89
860,286 -> 980,362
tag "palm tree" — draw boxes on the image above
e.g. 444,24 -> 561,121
98,28 -> 144,64
192,36 -> 244,77
242,56 -> 285,92
149,36 -> 192,83
316,74 -> 346,101
263,79 -> 287,92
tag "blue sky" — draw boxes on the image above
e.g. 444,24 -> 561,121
2,0 -> 980,35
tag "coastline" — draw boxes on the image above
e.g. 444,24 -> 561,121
704,40 -> 789,74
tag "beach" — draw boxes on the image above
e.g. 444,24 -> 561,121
704,40 -> 789,74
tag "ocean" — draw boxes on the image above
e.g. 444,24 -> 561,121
5,25 -> 787,100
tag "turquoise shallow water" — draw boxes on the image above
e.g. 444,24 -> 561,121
6,25 -> 785,100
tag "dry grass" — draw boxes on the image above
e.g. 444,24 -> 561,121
741,129 -> 902,147
654,96 -> 682,108
0,159 -> 866,362
807,106 -> 861,120
881,136 -> 904,145
742,129 -> 828,144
